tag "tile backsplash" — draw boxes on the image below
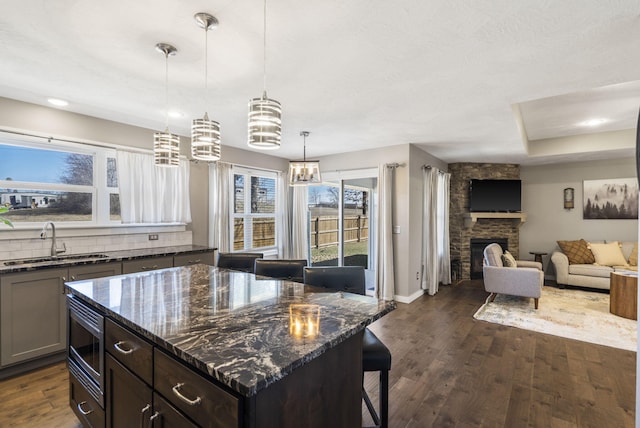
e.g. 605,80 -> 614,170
0,230 -> 192,261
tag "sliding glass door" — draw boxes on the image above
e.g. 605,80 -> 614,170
307,168 -> 377,293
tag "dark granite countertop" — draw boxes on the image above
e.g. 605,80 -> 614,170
0,245 -> 215,274
65,264 -> 395,396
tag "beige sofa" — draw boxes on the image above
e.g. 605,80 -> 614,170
551,240 -> 637,290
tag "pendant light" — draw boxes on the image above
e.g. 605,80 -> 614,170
191,13 -> 221,161
289,131 -> 321,185
154,43 -> 180,167
248,0 -> 281,150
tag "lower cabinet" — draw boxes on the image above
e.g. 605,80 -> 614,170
106,354 -> 153,428
0,268 -> 67,366
70,369 -> 106,428
122,256 -> 174,274
173,251 -> 216,267
0,262 -> 121,368
105,329 -> 200,428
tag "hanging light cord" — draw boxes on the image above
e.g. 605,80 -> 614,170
164,51 -> 169,129
262,0 -> 267,97
204,26 -> 209,96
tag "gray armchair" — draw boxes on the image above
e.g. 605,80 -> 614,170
483,243 -> 544,309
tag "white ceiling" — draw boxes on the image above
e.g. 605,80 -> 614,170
0,0 -> 638,165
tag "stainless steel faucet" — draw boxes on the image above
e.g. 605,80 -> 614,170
40,222 -> 66,258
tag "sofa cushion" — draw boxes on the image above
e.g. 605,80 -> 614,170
557,239 -> 595,264
629,243 -> 638,266
568,264 -> 613,278
501,250 -> 517,267
589,241 -> 628,266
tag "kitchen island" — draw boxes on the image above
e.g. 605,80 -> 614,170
65,264 -> 395,427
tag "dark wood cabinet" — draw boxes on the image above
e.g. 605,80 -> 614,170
105,354 -> 153,428
154,348 -> 239,428
69,368 -> 105,428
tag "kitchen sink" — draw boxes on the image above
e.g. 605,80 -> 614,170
4,253 -> 109,266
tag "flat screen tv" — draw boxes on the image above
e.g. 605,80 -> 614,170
469,179 -> 521,213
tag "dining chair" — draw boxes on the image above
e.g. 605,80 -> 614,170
216,252 -> 264,273
254,259 -> 307,283
303,266 -> 391,428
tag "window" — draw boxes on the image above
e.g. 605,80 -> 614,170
0,133 -> 120,225
232,167 -> 277,252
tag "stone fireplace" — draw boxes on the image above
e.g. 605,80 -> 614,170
449,163 -> 521,280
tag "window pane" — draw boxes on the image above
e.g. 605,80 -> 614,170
107,157 -> 118,187
250,176 -> 275,214
252,217 -> 275,248
233,218 -> 245,250
110,193 -> 121,221
0,190 -> 92,222
0,145 -> 93,185
234,174 -> 244,214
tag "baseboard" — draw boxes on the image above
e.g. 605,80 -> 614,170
394,288 -> 425,304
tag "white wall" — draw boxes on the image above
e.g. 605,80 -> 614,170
520,157 -> 638,276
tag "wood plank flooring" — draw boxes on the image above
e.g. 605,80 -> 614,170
0,280 -> 635,427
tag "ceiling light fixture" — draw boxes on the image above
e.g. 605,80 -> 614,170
191,12 -> 221,162
47,98 -> 68,107
577,118 -> 609,127
248,0 -> 281,150
153,43 -> 180,167
289,131 -> 321,186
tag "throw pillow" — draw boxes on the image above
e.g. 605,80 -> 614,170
557,239 -> 595,265
588,241 -> 628,266
501,250 -> 517,268
629,243 -> 638,266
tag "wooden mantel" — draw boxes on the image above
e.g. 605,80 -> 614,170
463,212 -> 527,229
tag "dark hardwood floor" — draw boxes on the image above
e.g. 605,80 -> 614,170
0,280 -> 635,427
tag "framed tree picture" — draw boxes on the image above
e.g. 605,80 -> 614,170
583,178 -> 639,219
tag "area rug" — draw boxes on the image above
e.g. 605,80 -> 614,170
473,287 -> 637,352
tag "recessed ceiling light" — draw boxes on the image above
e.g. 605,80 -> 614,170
168,110 -> 184,119
577,118 -> 608,127
47,98 -> 69,107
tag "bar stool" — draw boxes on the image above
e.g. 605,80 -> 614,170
303,266 -> 391,428
216,252 -> 263,273
254,259 -> 307,283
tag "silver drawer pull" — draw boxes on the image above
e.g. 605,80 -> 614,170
114,341 -> 134,354
77,401 -> 93,415
142,265 -> 159,271
172,382 -> 202,406
188,259 -> 201,264
149,411 -> 160,426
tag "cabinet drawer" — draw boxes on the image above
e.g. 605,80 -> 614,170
154,349 -> 240,428
105,318 -> 153,385
153,392 -> 198,428
174,251 -> 216,267
122,256 -> 173,274
70,370 -> 105,428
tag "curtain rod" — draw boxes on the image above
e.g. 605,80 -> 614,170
386,162 -> 405,168
0,127 -> 153,154
422,164 -> 449,175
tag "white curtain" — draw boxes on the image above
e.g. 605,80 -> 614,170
290,186 -> 309,260
375,164 -> 395,300
117,151 -> 191,223
208,162 -> 231,252
421,166 -> 451,295
276,172 -> 290,258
